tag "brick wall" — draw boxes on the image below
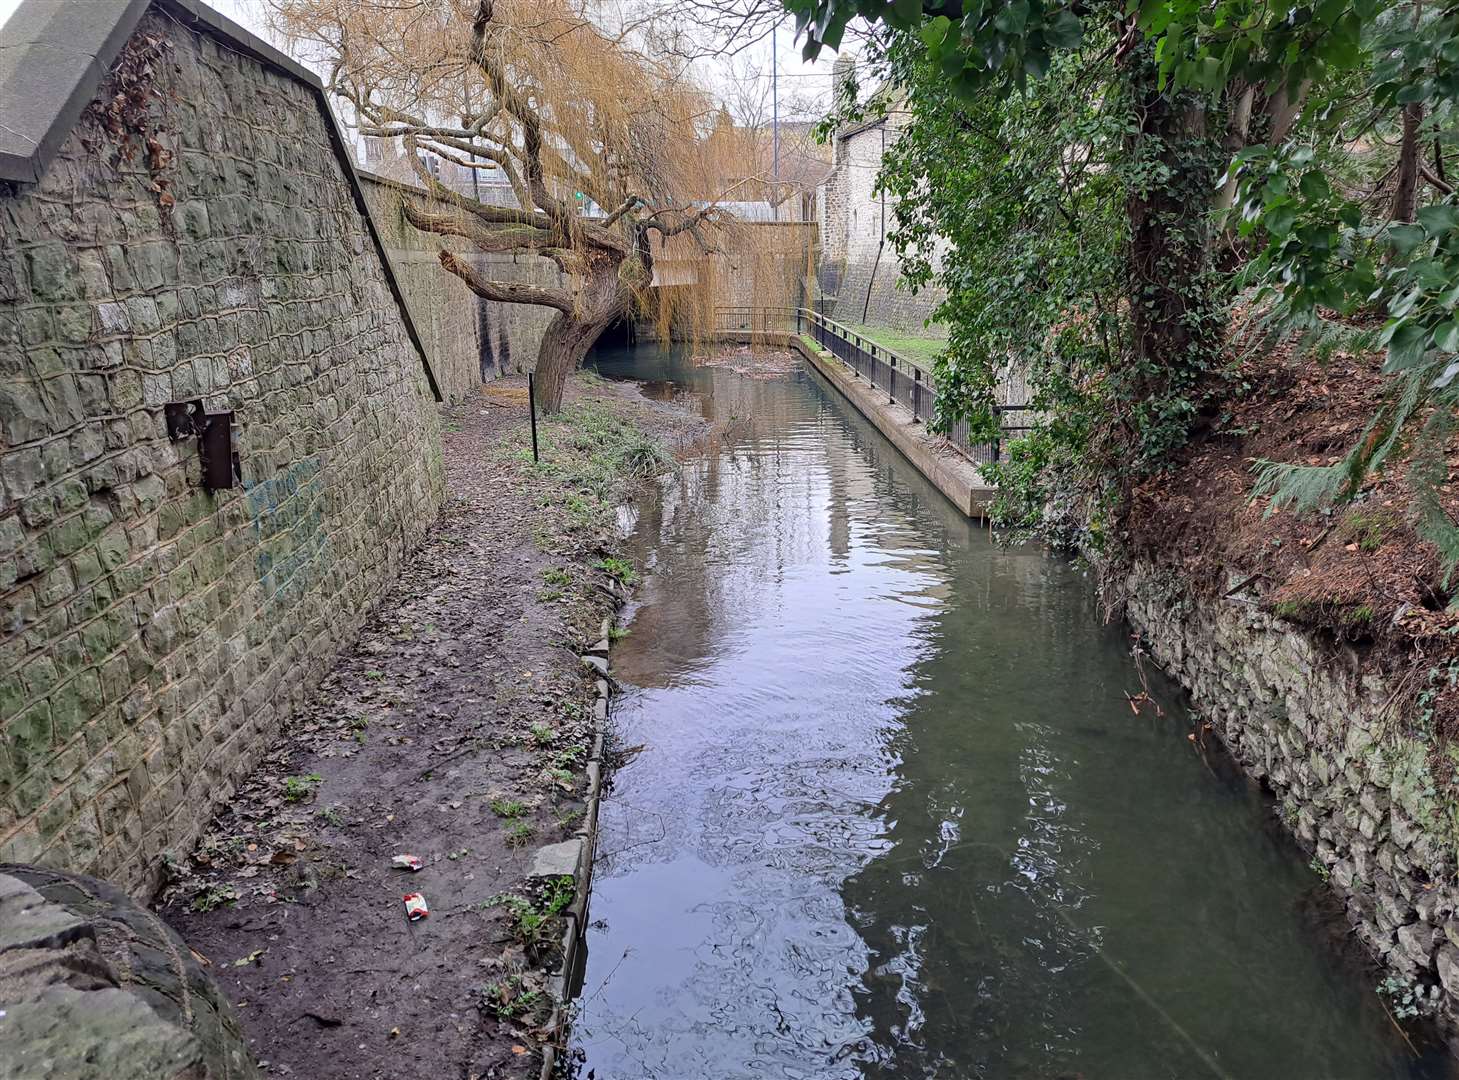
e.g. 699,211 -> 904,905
0,10 -> 444,894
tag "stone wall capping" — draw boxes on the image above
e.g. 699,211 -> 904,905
0,0 -> 152,183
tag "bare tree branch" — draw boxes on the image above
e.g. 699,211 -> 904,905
437,249 -> 576,312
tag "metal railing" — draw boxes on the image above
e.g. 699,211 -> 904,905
713,307 -> 803,336
793,308 -> 1031,465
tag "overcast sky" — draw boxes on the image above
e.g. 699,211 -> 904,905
0,0 -> 840,124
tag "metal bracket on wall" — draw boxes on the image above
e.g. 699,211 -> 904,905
164,400 -> 240,492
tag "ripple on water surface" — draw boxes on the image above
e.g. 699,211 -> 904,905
572,345 -> 1443,1080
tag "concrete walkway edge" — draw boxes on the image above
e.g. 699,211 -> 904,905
538,585 -> 622,1079
789,336 -> 993,519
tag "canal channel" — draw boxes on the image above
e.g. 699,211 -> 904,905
570,342 -> 1445,1079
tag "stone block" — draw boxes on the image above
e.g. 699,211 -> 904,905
1439,944 -> 1459,996
6,701 -> 54,779
528,839 -> 583,880
0,381 -> 50,444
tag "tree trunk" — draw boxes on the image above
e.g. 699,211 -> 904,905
531,265 -> 632,413
1213,83 -> 1255,216
1126,82 -> 1215,378
1391,103 -> 1424,223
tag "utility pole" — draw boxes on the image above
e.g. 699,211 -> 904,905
772,17 -> 780,218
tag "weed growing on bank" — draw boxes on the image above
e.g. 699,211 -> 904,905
489,875 -> 576,954
505,399 -> 675,543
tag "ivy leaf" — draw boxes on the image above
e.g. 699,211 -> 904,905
1396,80 -> 1433,105
820,13 -> 849,51
892,0 -> 924,26
1411,259 -> 1451,289
1265,206 -> 1297,236
1416,203 -> 1459,235
1295,171 -> 1327,201
1434,320 -> 1459,353
1024,46 -> 1051,80
1390,285 -> 1424,318
1386,320 -> 1431,370
1388,223 -> 1428,258
995,0 -> 1030,36
921,15 -> 952,47
1372,55 -> 1404,84
1044,9 -> 1084,49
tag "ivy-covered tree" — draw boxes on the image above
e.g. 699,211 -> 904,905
785,0 -> 1458,571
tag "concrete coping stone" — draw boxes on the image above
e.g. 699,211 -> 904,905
526,839 -> 583,881
0,872 -> 91,953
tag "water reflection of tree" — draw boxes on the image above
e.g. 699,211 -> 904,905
832,521 -> 1105,1077
618,368 -> 838,687
621,364 -> 997,690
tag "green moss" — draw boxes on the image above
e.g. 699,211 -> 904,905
1342,508 -> 1402,553
1273,599 -> 1314,621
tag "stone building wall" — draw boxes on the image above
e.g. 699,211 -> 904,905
817,104 -> 946,333
359,173 -> 565,390
1124,561 -> 1459,1044
0,8 -> 443,894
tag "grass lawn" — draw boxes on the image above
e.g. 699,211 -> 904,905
839,322 -> 948,371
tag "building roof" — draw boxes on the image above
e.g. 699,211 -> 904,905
0,0 -> 443,399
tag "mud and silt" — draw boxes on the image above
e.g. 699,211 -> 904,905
161,374 -> 703,1080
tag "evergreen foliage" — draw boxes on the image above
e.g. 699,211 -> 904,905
784,0 -> 1459,576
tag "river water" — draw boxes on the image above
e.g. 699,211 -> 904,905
571,343 -> 1445,1080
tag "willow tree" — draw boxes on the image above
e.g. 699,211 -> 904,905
273,0 -> 740,411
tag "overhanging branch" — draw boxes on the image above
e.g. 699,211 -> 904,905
437,249 -> 576,312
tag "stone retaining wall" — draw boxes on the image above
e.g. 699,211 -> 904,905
1124,560 -> 1459,1044
0,7 -> 443,894
817,107 -> 946,333
358,173 -> 565,395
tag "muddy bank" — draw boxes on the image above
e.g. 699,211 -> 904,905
158,373 -> 703,1079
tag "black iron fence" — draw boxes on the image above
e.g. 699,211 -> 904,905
793,309 -> 1030,465
713,307 -> 803,336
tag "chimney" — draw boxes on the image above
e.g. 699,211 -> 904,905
830,53 -> 856,166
